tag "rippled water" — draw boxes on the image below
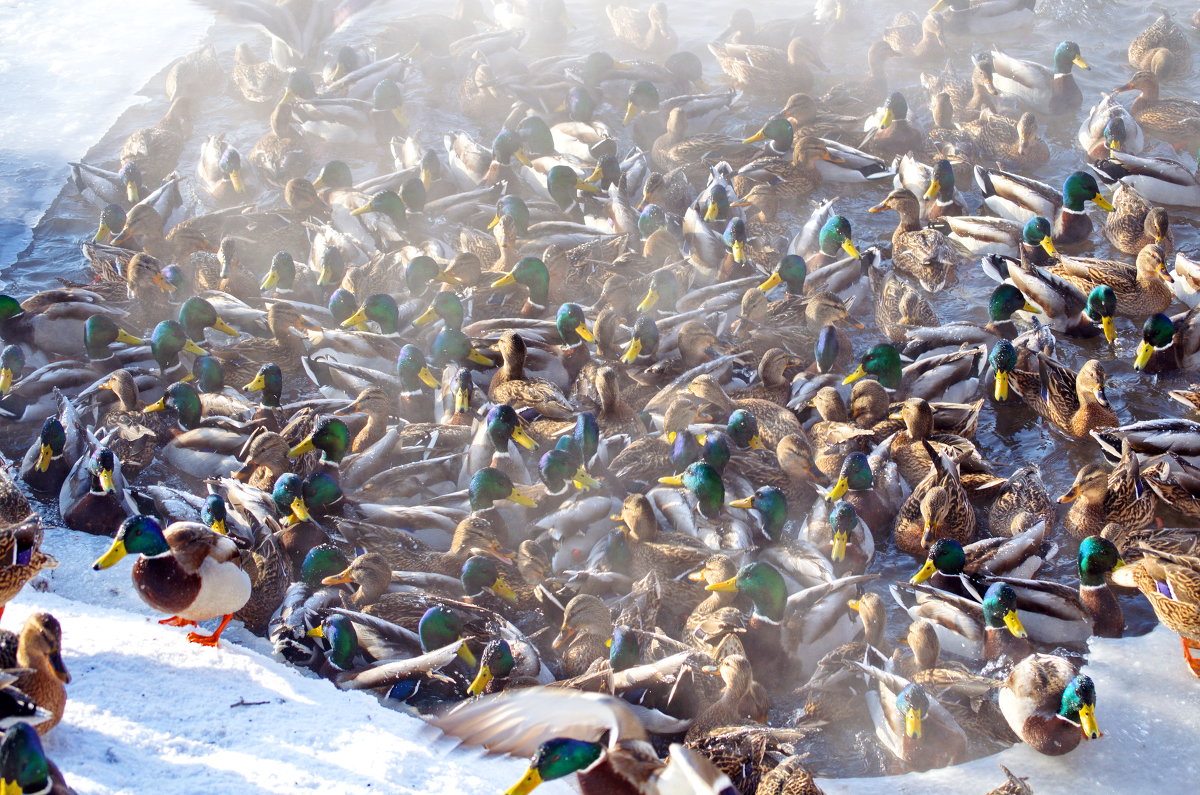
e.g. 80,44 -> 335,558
0,0 -> 1193,778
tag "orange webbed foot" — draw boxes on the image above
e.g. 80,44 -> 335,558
187,614 -> 234,647
159,616 -> 197,627
1183,637 -> 1200,678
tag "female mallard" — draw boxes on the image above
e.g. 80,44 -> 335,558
887,398 -> 987,488
974,168 -> 1113,247
989,41 -> 1089,115
687,374 -> 801,450
1090,147 -> 1200,208
732,134 -> 839,200
964,110 -> 1050,168
894,441 -> 976,557
999,654 -> 1101,754
488,331 -> 573,420
868,188 -> 963,291
884,11 -> 946,62
1049,243 -> 1173,317
1136,309 -> 1200,374
120,96 -> 192,184
708,38 -> 821,97
875,272 -> 938,345
990,342 -> 1118,438
1105,184 -> 1169,257
436,686 -> 732,795
1057,443 -> 1156,539
1113,70 -> 1200,151
0,518 -> 57,622
1129,12 -> 1192,81
606,2 -> 677,53
0,612 -> 70,736
1117,542 -> 1200,676
93,515 -> 252,647
552,593 -> 613,678
988,465 -> 1055,537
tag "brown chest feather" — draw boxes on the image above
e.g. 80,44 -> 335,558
134,556 -> 202,614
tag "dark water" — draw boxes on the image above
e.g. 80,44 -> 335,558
0,0 -> 1192,779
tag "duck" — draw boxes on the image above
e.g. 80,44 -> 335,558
886,398 -> 987,488
488,331 -> 573,420
891,580 -> 1032,664
989,41 -> 1090,115
843,343 -> 986,404
931,0 -> 1037,37
974,168 -> 1113,248
861,93 -> 925,159
0,517 -> 57,623
1048,243 -> 1173,317
606,2 -> 677,53
963,110 -> 1050,168
0,722 -> 73,793
1057,442 -> 1156,539
1089,148 -> 1200,208
1104,184 -> 1170,257
59,441 -> 136,536
0,612 -> 70,736
869,188 -> 963,291
1113,70 -> 1200,151
119,96 -> 192,184
1077,93 -> 1145,159
989,342 -> 1118,439
92,515 -> 252,647
197,135 -> 251,200
849,661 -> 967,772
686,374 -> 802,450
708,38 -> 821,97
983,254 -> 1112,339
1128,11 -> 1191,79
988,465 -> 1055,537
0,290 -> 129,360
1115,541 -> 1200,677
435,686 -> 732,795
999,654 -> 1101,754
20,408 -> 84,498
893,442 -> 976,558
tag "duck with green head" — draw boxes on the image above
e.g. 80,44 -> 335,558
743,114 -> 795,155
1133,312 -> 1195,373
0,722 -> 68,794
20,416 -> 72,495
149,319 -> 207,375
811,214 -> 861,269
485,404 -> 540,483
623,79 -> 660,124
432,328 -> 494,369
728,485 -> 787,543
554,303 -> 595,383
545,164 -> 600,212
1077,535 -> 1125,638
340,293 -> 400,335
1000,653 -> 1100,755
619,315 -> 660,365
490,194 -> 530,234
811,499 -> 872,574
394,343 -> 440,418
413,290 -> 465,331
758,253 -> 806,294
143,381 -> 204,431
467,638 -> 524,696
990,40 -> 1090,116
273,473 -> 313,525
490,256 -> 551,318
288,417 -> 350,466
659,461 -> 726,519
93,202 -> 127,242
634,270 -> 680,315
327,288 -> 359,327
349,189 -> 407,228
84,315 -> 144,362
190,356 -> 225,394
243,362 -> 283,408
305,613 -> 360,674
1020,215 -> 1058,266
922,158 -> 964,219
0,345 -> 23,396
702,184 -> 733,223
470,466 -> 537,511
316,248 -> 346,291
260,251 -> 301,294
721,408 -> 766,451
61,445 -> 131,535
419,606 -> 477,668
178,297 -> 239,342
826,451 -> 891,536
705,560 -> 787,676
843,343 -> 902,390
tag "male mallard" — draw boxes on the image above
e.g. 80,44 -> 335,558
869,188 -> 963,291
0,291 -> 128,360
984,255 -> 1112,339
844,343 -> 985,404
990,342 -> 1118,438
1133,308 -> 1200,373
974,168 -> 1112,248
894,441 -> 976,557
861,93 -> 925,159
1113,70 -> 1200,151
437,686 -> 731,795
1077,93 -> 1145,159
989,41 -> 1089,115
93,515 -> 252,647
0,612 -> 70,736
931,0 -> 1036,36
687,374 -> 801,450
59,442 -> 135,536
849,661 -> 967,772
1089,147 -> 1200,208
999,654 -> 1101,754
892,580 -> 1031,663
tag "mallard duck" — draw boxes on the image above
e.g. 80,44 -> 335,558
0,518 -> 56,623
488,331 -> 573,420
988,465 -> 1055,537
894,441 -> 976,557
708,38 -> 821,97
983,254 -> 1113,339
197,135 -> 252,201
0,290 -> 130,360
551,593 -> 613,678
120,96 -> 192,184
687,374 -> 801,450
732,134 -> 839,200
1117,542 -> 1200,676
0,722 -> 73,793
1104,184 -> 1170,258
861,93 -> 925,159
849,660 -> 967,772
991,342 -> 1118,439
843,343 -> 986,404
876,272 -> 938,345
1113,70 -> 1200,151
1049,243 -> 1173,317
436,686 -> 732,795
964,110 -> 1050,167
231,42 -> 286,103
250,102 -> 309,187
974,168 -> 1113,247
0,612 -> 70,736
868,188 -> 963,291
1128,11 -> 1191,79
803,498 -> 874,576
884,11 -> 946,62
989,41 -> 1089,115
908,523 -> 1050,598
931,0 -> 1036,36
891,580 -> 1033,664
59,440 -> 136,536
1057,443 -> 1156,539
20,405 -> 84,497
93,515 -> 252,646
606,2 -> 677,53
999,654 -> 1101,754
886,398 -> 989,488
1078,93 -> 1145,159
1090,148 -> 1200,208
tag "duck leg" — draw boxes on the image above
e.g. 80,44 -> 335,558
159,616 -> 197,627
187,614 -> 234,647
1182,637 -> 1200,678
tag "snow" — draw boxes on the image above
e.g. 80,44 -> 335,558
13,521 -> 1200,794
11,524 -> 573,795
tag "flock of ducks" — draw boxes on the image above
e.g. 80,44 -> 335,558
3,0 -> 1200,793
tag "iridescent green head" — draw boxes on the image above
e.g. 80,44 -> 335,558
414,290 -> 465,331
487,404 -> 538,452
517,115 -> 554,157
636,269 -> 679,314
828,452 -> 873,500
0,723 -> 52,795
509,738 -> 603,793
818,215 -> 859,259
1078,535 -> 1123,587
880,92 -> 909,127
638,204 -> 666,238
150,319 -> 206,373
1052,41 -> 1088,75
401,177 -> 426,213
432,328 -> 491,368
538,448 -> 576,494
761,254 -> 807,294
982,582 -> 1027,637
313,613 -> 357,671
243,362 -> 282,407
35,416 -> 66,467
261,251 -> 296,291
733,486 -> 787,542
896,683 -> 929,739
704,184 -> 731,222
404,255 -> 442,294
700,430 -> 732,474
179,296 -> 236,342
1086,285 -> 1117,343
396,344 -> 437,393
496,257 -> 549,308
272,473 -> 309,523
926,159 -> 955,202
725,409 -> 763,450
317,247 -> 346,287
1059,674 -> 1100,739
0,345 -> 24,395
469,466 -> 535,510
118,161 -> 142,202
191,355 -> 224,394
843,343 -> 901,389
625,80 -> 660,122
556,303 -> 593,347
747,115 -> 794,153
491,130 -> 527,167
828,500 -> 859,562
572,411 -> 599,464
0,295 -> 21,323
313,160 -> 353,191
460,555 -> 511,599
418,605 -> 466,653
706,560 -> 786,622
723,217 -> 747,262
1062,171 -> 1111,213
354,190 -> 406,225
679,461 -> 725,519
343,293 -> 399,334
327,288 -> 358,325
621,315 -> 660,363
96,202 -> 127,241
814,325 -> 839,374
567,86 -> 596,122
372,78 -> 404,113
147,381 -> 202,430
1137,312 -> 1175,371
300,543 -> 350,588
84,315 -> 143,361
989,284 -> 1028,323
911,537 -> 966,583
94,515 -> 168,566
289,417 -> 350,463
494,195 -> 530,234
670,431 -> 702,474
608,626 -> 639,672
